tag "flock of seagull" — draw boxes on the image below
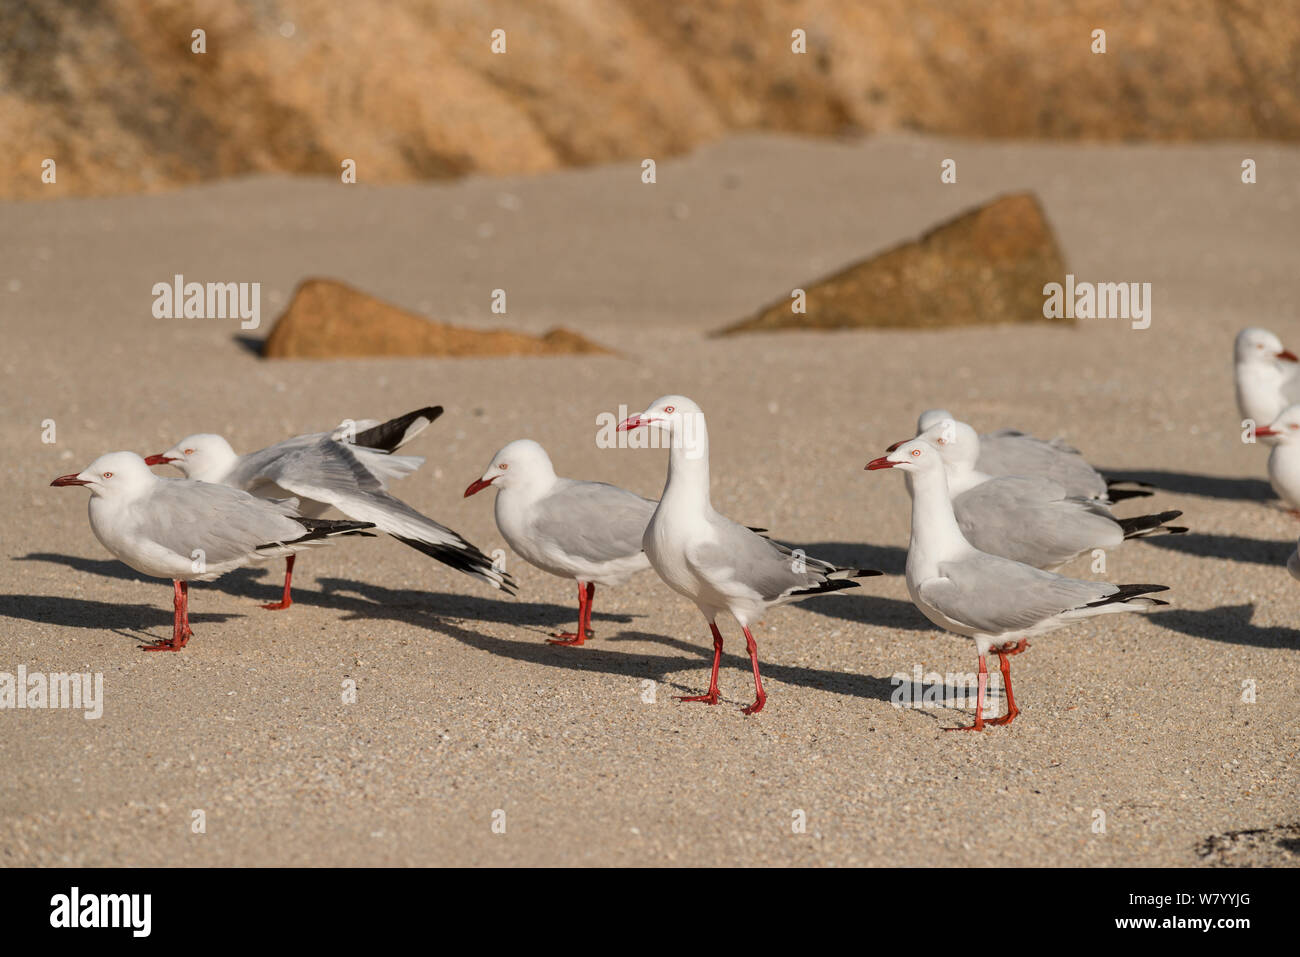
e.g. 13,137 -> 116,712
46,328 -> 1296,729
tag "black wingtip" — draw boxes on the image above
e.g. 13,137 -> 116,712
852,568 -> 885,578
1105,488 -> 1155,502
1085,583 -> 1170,608
392,535 -> 517,594
1118,510 -> 1184,538
261,518 -> 376,549
354,406 -> 445,453
788,578 -> 861,598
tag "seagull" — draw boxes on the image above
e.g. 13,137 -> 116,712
867,437 -> 1170,730
464,439 -> 655,644
891,416 -> 1186,569
618,395 -> 882,715
1234,328 -> 1300,429
146,406 -> 514,608
1287,538 -> 1300,580
917,409 -> 1152,503
51,452 -> 375,651
1252,403 -> 1300,514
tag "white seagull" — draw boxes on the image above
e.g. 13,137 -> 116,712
1234,327 -> 1300,427
619,395 -> 881,715
464,439 -> 655,644
917,409 -> 1152,504
146,406 -> 513,608
1253,403 -> 1300,515
867,437 -> 1170,730
891,416 -> 1185,569
51,452 -> 375,651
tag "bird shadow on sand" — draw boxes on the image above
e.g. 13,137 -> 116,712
1100,469 -> 1273,502
17,553 -> 273,592
602,630 -> 920,704
11,553 -> 617,633
1138,531 -> 1296,567
311,577 -> 640,632
766,541 -> 931,631
20,548 -> 929,632
14,553 -> 569,623
770,540 -> 907,576
0,594 -> 237,649
1150,603 -> 1300,650
317,579 -> 905,704
15,553 -> 918,702
790,593 -> 934,631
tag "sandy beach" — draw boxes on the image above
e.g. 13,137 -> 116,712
1,132 -> 1297,866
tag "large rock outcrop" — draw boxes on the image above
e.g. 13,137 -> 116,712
716,193 -> 1069,334
3,0 -> 1298,200
261,279 -> 609,358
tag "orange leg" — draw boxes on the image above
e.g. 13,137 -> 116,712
740,626 -> 766,715
985,650 -> 1020,726
142,580 -> 192,652
549,581 -> 594,645
677,622 -> 723,705
262,555 -> 295,610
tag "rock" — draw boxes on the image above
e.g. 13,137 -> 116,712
3,1 -> 1298,200
716,192 -> 1069,334
260,280 -> 610,359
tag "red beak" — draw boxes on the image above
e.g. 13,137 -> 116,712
50,474 -> 90,487
1279,350 -> 1299,362
144,454 -> 176,466
1254,426 -> 1279,437
464,477 -> 495,497
617,415 -> 645,432
885,439 -> 907,452
865,456 -> 896,471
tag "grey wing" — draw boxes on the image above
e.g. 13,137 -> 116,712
244,438 -> 507,587
224,433 -> 333,493
263,436 -> 384,494
920,555 -> 1116,633
955,476 -> 1120,567
977,430 -> 1107,499
256,439 -> 466,544
530,480 -> 656,563
690,515 -> 849,603
235,434 -> 419,493
136,480 -> 306,566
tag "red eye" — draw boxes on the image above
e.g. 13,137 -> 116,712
910,449 -> 921,457
498,463 -> 508,469
184,448 -> 195,455
664,406 -> 675,413
102,472 -> 113,478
